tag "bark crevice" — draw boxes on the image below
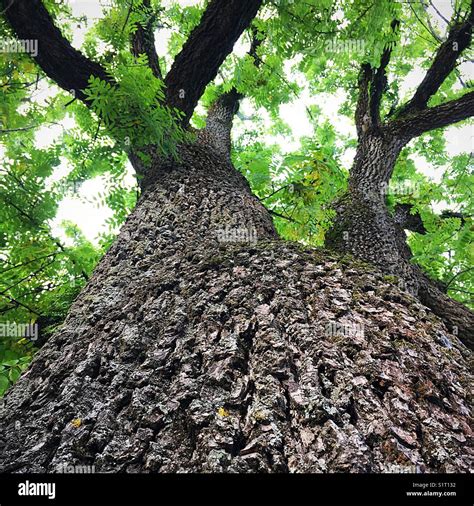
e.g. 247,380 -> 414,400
0,146 -> 472,473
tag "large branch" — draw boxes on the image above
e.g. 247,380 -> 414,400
369,51 -> 389,127
164,0 -> 263,125
355,20 -> 399,135
370,20 -> 399,126
394,204 -> 472,234
418,280 -> 474,350
0,0 -> 112,103
440,210 -> 472,225
203,29 -> 263,158
202,88 -> 243,160
131,0 -> 162,80
390,91 -> 474,138
355,63 -> 372,137
398,5 -> 473,116
393,203 -> 427,234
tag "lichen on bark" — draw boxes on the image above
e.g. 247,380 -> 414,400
0,144 -> 471,473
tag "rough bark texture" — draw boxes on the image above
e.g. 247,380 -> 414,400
329,7 -> 474,349
201,88 -> 243,161
0,143 -> 472,473
393,204 -> 426,235
326,133 -> 474,350
164,0 -> 263,124
326,134 -> 412,284
131,0 -> 163,80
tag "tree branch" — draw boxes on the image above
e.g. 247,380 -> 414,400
397,5 -> 473,116
355,63 -> 372,137
2,193 -> 89,281
0,0 -> 112,103
355,20 -> 399,134
202,88 -> 243,159
131,0 -> 162,80
390,90 -> 474,138
268,208 -> 299,223
445,267 -> 474,290
0,258 -> 57,297
0,293 -> 42,316
164,0 -> 263,125
202,28 -> 263,158
394,203 -> 472,235
429,0 -> 450,25
370,20 -> 399,126
393,203 -> 427,234
440,210 -> 472,225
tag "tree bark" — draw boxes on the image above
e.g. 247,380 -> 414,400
326,134 -> 474,350
326,4 -> 474,350
0,140 -> 472,473
0,0 -> 472,476
200,88 -> 243,161
131,0 -> 163,80
164,0 -> 263,125
0,0 -> 111,103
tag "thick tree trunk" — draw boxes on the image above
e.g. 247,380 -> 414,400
0,141 -> 472,473
326,133 -> 474,350
326,135 -> 408,281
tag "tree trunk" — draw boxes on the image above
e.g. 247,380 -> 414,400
326,133 -> 474,350
326,134 -> 409,284
0,141 -> 472,473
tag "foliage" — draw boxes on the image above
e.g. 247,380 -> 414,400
0,337 -> 34,396
233,119 -> 347,245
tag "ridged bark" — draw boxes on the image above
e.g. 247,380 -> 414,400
0,143 -> 472,473
327,133 -> 474,350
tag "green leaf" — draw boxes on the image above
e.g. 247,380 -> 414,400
8,367 -> 21,383
0,374 -> 9,396
1,359 -> 19,367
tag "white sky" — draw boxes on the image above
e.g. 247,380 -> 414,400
3,0 -> 473,244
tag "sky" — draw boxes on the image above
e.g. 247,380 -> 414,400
5,0 -> 473,245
